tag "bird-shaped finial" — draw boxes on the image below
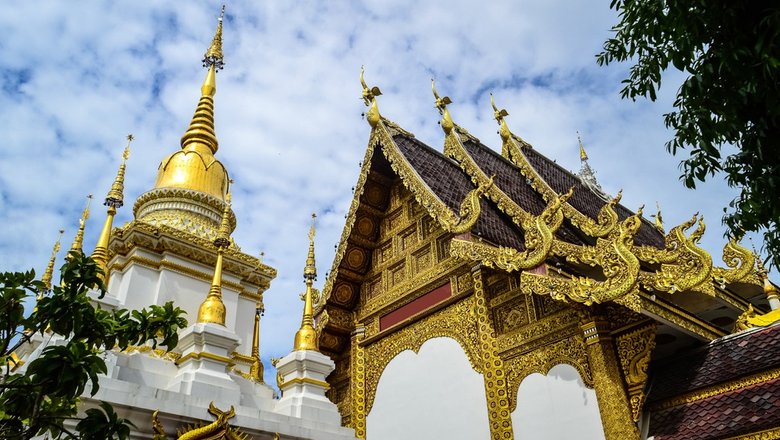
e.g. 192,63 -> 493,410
431,79 -> 454,134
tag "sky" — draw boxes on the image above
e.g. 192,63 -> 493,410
0,1 -> 772,386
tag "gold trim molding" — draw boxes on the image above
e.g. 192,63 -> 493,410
650,367 -> 780,411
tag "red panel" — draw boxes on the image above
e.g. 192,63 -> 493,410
379,283 -> 452,331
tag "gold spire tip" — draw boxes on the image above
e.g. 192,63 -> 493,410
41,229 -> 65,291
105,136 -> 132,208
203,5 -> 225,70
214,191 -> 232,248
304,213 -> 317,281
577,131 -> 588,161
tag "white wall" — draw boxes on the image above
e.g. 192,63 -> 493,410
512,364 -> 605,440
367,337 -> 490,440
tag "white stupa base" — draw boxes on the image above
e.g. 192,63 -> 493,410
274,349 -> 342,426
169,322 -> 241,400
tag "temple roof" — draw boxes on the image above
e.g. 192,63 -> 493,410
519,145 -> 665,248
393,134 -> 523,249
647,324 -> 780,439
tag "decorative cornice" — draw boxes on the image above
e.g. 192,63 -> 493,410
175,350 -> 235,368
649,367 -> 780,410
640,293 -> 726,340
279,376 -> 331,390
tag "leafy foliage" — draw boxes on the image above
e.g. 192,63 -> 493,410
597,0 -> 780,268
0,252 -> 187,439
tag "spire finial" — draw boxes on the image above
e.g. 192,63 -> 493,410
304,213 -> 317,281
360,66 -> 382,128
577,130 -> 588,161
294,213 -> 319,352
215,191 -> 232,248
197,191 -> 232,325
575,132 -> 610,201
41,229 -> 65,292
432,79 -> 454,134
69,194 -> 93,258
92,137 -> 132,283
203,5 -> 225,70
104,134 -> 132,208
249,306 -> 264,382
180,7 -> 225,154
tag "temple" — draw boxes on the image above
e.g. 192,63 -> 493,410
313,71 -> 780,439
13,7 -> 780,440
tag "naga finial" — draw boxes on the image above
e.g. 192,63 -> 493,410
652,201 -> 665,233
360,66 -> 382,127
490,93 -> 511,143
431,78 -> 454,135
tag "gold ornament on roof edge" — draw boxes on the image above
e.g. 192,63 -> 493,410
360,66 -> 382,128
151,402 -> 249,440
431,79 -> 454,134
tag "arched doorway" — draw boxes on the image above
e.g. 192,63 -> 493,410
366,337 -> 490,439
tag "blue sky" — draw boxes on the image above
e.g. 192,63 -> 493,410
0,1 -> 769,385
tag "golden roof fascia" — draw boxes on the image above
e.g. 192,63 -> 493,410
319,117 -> 478,314
443,130 -> 535,225
640,292 -> 726,340
649,366 -> 780,411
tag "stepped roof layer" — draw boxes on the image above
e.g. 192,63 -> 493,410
647,324 -> 780,439
393,134 -> 523,249
460,139 -> 584,245
520,145 -> 664,248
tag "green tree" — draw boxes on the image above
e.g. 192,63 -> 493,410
0,252 -> 188,439
597,1 -> 780,268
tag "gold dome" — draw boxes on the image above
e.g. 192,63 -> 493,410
154,65 -> 229,200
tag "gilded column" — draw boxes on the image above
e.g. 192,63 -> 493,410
471,266 -> 514,440
350,324 -> 367,439
581,315 -> 640,440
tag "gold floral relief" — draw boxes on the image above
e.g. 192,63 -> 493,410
615,323 -> 656,422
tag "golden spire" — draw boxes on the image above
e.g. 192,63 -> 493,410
41,229 -> 64,292
577,131 -> 588,161
431,79 -> 454,135
249,306 -> 264,381
360,66 -> 382,128
294,213 -> 319,351
149,6 -> 230,202
197,192 -> 232,325
68,194 -> 93,259
490,93 -> 511,143
180,7 -> 224,155
203,5 -> 225,70
92,135 -> 132,283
